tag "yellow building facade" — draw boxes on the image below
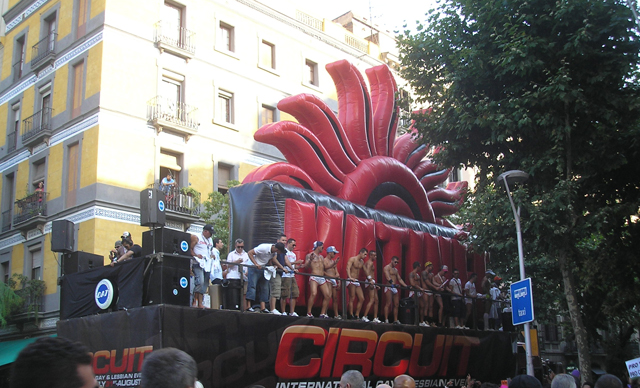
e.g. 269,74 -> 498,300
0,0 -> 401,337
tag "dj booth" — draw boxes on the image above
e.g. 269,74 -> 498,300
60,253 -> 191,320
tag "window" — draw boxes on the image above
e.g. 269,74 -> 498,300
27,245 -> 42,281
162,1 -> 184,45
305,59 -> 319,86
1,261 -> 9,284
217,164 -> 232,195
219,22 -> 234,52
46,15 -> 57,51
72,61 -> 84,118
160,72 -> 184,120
260,105 -> 275,127
76,0 -> 88,37
159,149 -> 182,187
259,40 -> 275,69
32,159 -> 46,190
2,174 -> 15,232
14,36 -> 26,81
8,104 -> 20,152
66,143 -> 79,208
217,90 -> 234,124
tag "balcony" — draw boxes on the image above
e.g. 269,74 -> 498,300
148,96 -> 198,140
156,185 -> 201,228
154,21 -> 195,60
31,33 -> 57,72
13,192 -> 47,232
22,107 -> 53,150
2,210 -> 11,232
7,131 -> 17,153
13,60 -> 23,82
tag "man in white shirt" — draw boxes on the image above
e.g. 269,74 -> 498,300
225,238 -> 250,310
210,238 -> 224,285
190,224 -> 214,308
280,238 -> 303,316
447,268 -> 465,328
246,242 -> 286,312
464,272 -> 479,329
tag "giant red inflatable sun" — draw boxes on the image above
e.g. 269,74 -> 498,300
243,60 -> 466,227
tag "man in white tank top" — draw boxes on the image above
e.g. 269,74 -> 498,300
190,224 -> 214,308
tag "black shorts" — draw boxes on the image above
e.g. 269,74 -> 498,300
451,299 -> 464,318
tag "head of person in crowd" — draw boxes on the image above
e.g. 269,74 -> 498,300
123,237 -> 134,250
394,374 -> 416,388
340,370 -> 365,388
425,261 -> 433,271
413,261 -> 421,270
141,347 -> 198,388
278,233 -> 287,244
391,256 -> 400,268
469,272 -> 477,282
121,231 -> 130,240
552,374 -> 577,388
287,238 -> 296,251
213,238 -> 223,250
594,375 -> 623,388
583,382 -> 595,388
274,242 -> 286,253
369,250 -> 377,261
235,239 -> 245,252
10,336 -> 97,388
440,265 -> 449,276
202,224 -> 214,239
376,385 -> 392,388
509,375 -> 542,388
326,246 -> 339,258
313,241 -> 324,253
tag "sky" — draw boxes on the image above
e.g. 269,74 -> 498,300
301,0 -> 439,34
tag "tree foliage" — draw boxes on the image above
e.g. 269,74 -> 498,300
399,0 -> 640,379
201,180 -> 240,257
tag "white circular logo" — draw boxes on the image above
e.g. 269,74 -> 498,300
173,289 -> 178,295
180,277 -> 188,288
180,241 -> 189,252
158,200 -> 165,212
95,279 -> 114,310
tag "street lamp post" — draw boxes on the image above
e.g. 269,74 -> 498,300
497,170 -> 534,377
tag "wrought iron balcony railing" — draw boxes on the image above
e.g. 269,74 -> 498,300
154,21 -> 195,55
13,192 -> 47,225
22,107 -> 53,144
159,186 -> 201,217
2,210 -> 12,232
31,32 -> 57,68
148,96 -> 198,131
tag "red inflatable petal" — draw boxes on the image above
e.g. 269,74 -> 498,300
278,94 -> 360,173
338,156 -> 435,223
326,60 -> 373,159
420,168 -> 452,191
413,160 -> 439,178
366,64 -> 399,157
255,121 -> 345,195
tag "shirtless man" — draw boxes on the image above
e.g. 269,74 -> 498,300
362,250 -> 381,323
383,256 -> 408,324
432,265 -> 449,326
408,262 -> 427,326
324,246 -> 342,319
346,248 -> 367,320
304,241 -> 332,318
421,261 -> 437,326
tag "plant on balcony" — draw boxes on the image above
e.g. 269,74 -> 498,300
0,274 -> 46,326
179,186 -> 201,210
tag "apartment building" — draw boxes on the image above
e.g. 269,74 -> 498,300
0,0 -> 401,341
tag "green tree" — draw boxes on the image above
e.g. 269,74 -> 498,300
399,0 -> 640,380
201,180 -> 240,257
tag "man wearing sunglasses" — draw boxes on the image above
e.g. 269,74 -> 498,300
226,238 -> 250,310
281,238 -> 303,316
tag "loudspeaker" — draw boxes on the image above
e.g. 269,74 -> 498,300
399,297 -> 416,324
141,228 -> 191,257
63,251 -> 103,275
139,189 -> 166,227
143,254 -> 191,306
51,220 -> 75,253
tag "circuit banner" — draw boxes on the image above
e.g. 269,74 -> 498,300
57,305 -> 515,388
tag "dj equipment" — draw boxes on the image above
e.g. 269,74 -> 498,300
143,253 -> 191,306
63,251 -> 103,275
139,188 -> 166,227
141,228 -> 191,257
51,219 -> 75,253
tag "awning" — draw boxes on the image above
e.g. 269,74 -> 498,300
0,335 -> 55,366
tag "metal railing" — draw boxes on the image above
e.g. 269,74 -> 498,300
31,32 -> 57,65
148,96 -> 198,130
158,185 -> 201,216
7,131 -> 17,153
13,60 -> 23,82
13,192 -> 47,224
2,210 -> 11,232
154,21 -> 195,54
345,34 -> 369,52
21,107 -> 53,143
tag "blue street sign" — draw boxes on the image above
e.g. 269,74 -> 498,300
511,278 -> 534,325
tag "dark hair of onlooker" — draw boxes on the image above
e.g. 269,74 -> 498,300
287,238 -> 296,245
594,375 -> 623,388
141,347 -> 197,388
213,238 -> 222,245
359,248 -> 367,253
10,337 -> 92,388
413,261 -> 421,269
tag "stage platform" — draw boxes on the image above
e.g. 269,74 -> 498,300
57,305 -> 516,388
